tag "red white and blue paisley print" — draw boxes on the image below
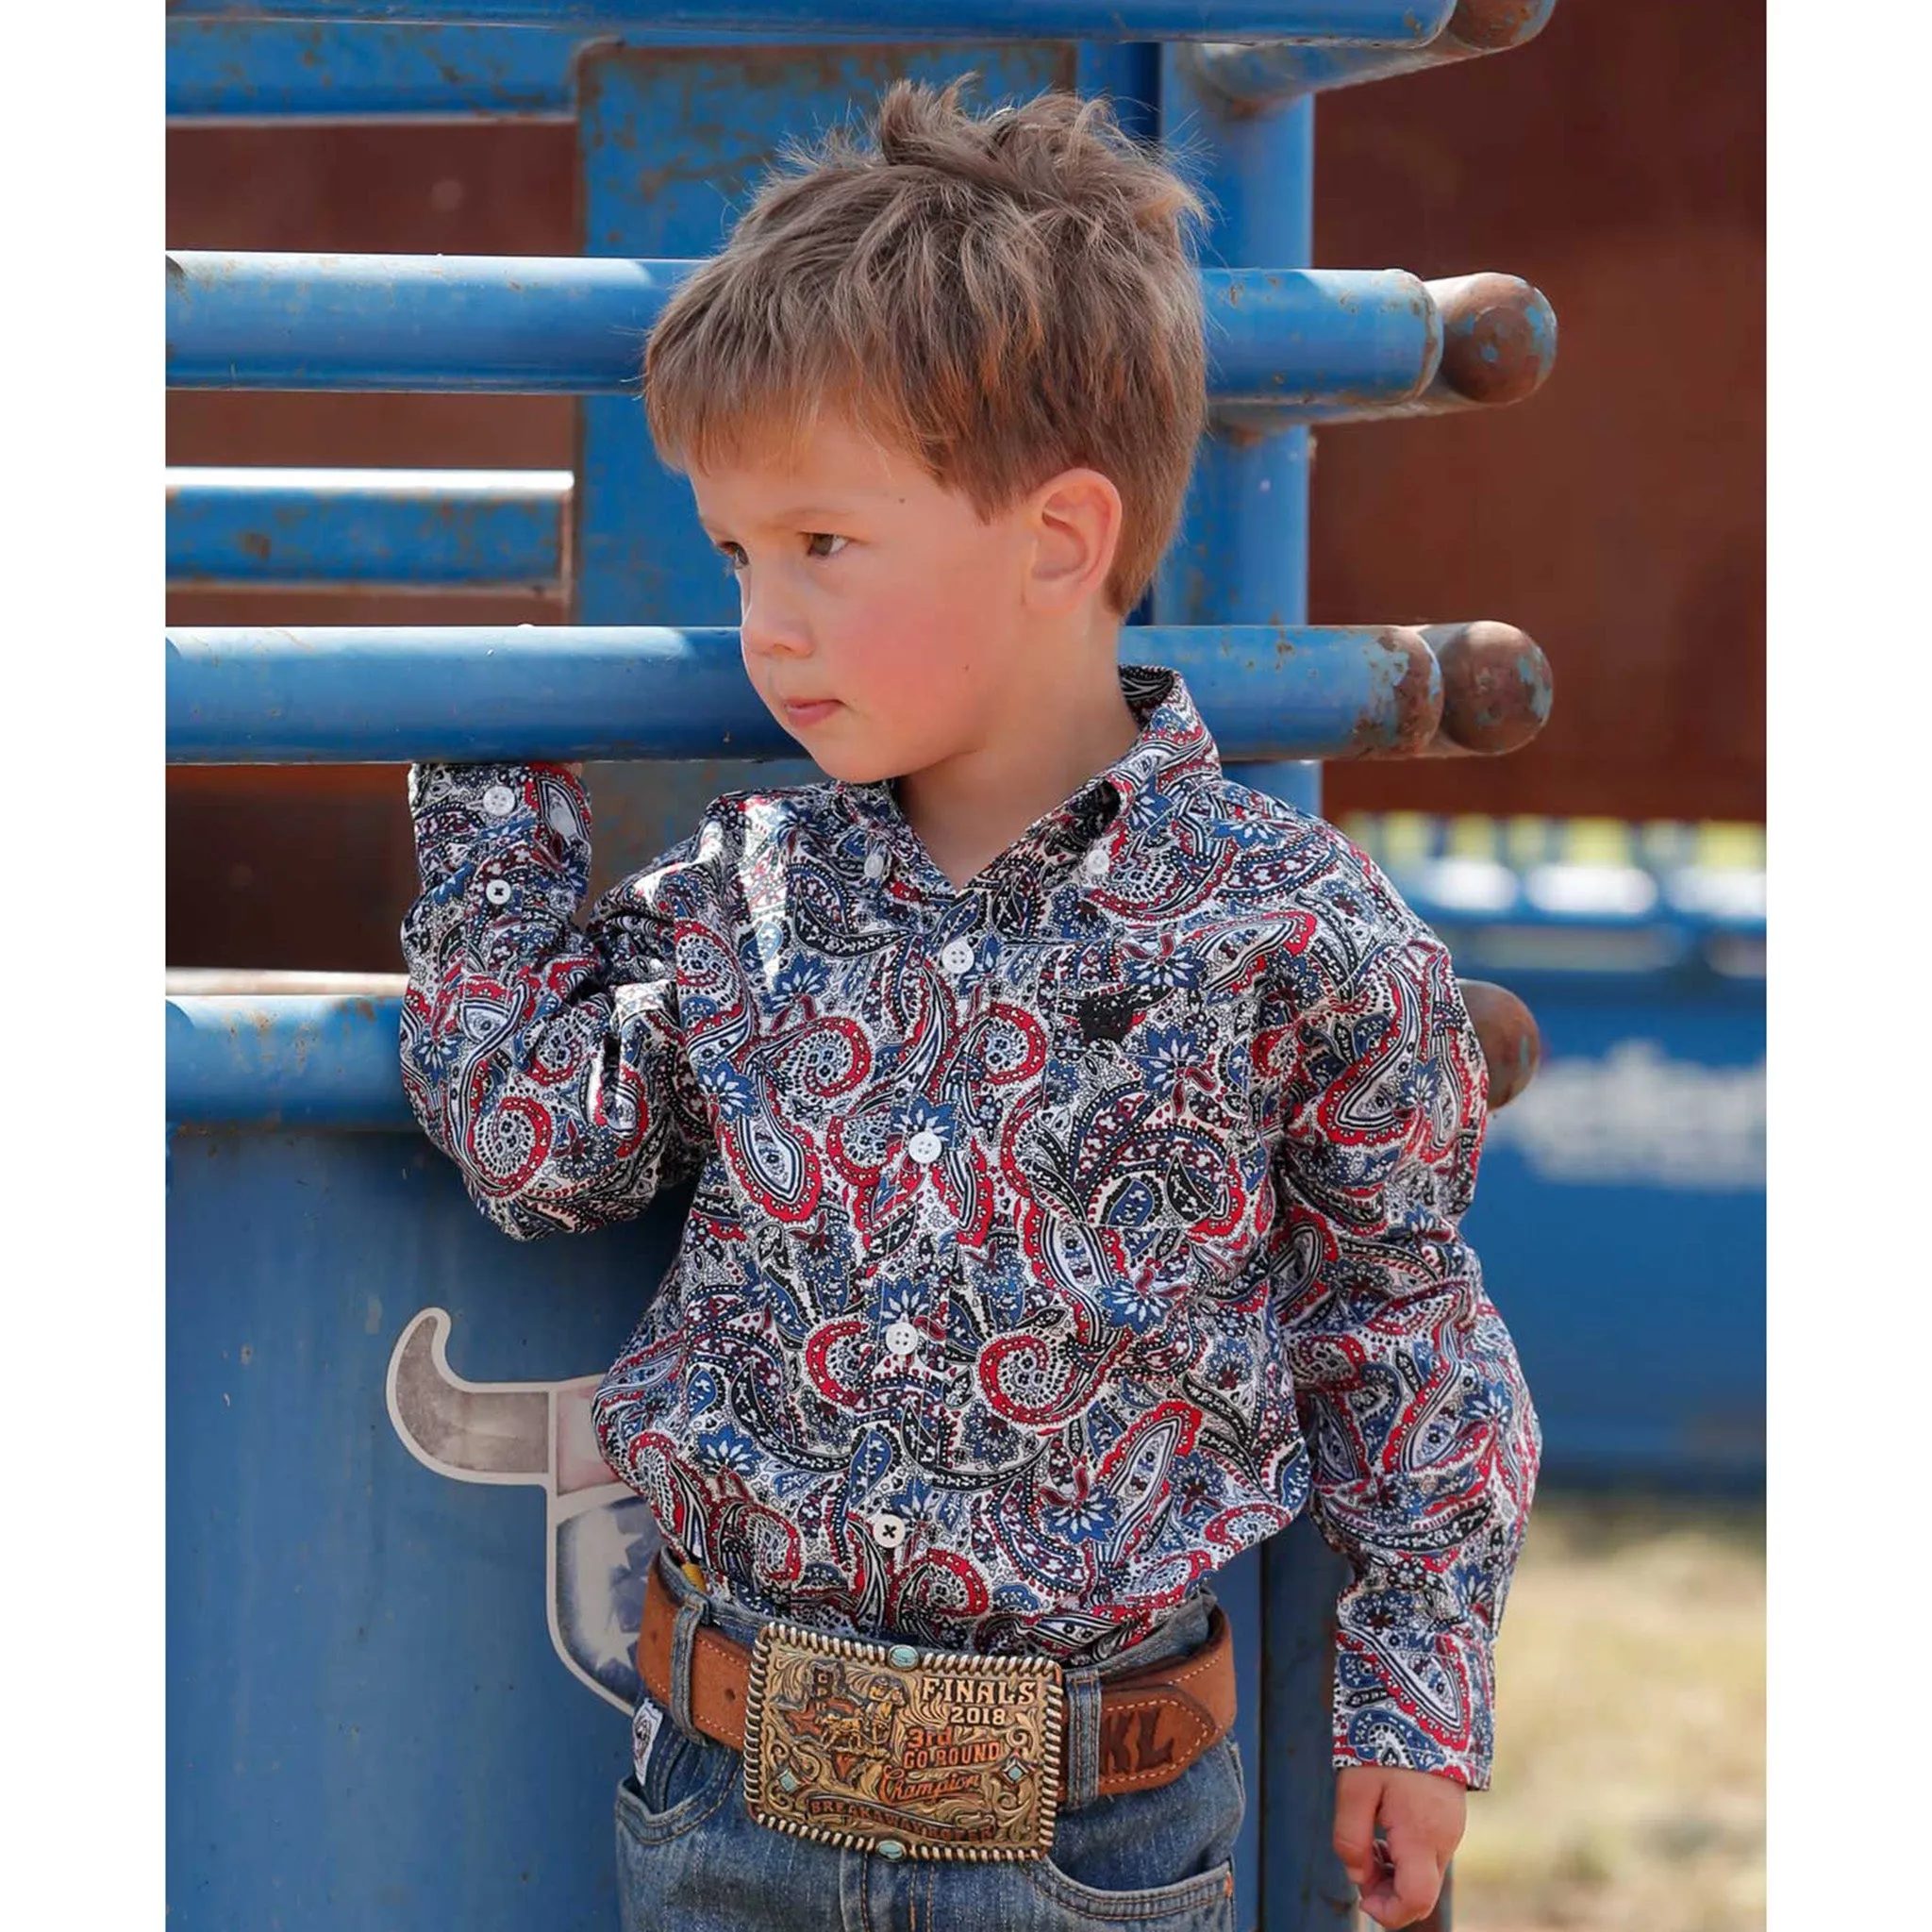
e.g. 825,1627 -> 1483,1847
400,664 -> 1540,1789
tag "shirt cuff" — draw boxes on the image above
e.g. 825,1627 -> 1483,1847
1330,1630 -> 1496,1791
408,760 -> 591,885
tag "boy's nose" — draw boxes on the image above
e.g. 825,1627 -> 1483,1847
738,578 -> 811,659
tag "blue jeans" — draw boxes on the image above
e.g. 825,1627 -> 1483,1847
615,1561 -> 1243,1931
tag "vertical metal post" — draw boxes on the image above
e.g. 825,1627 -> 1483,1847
1158,53 -> 1358,1932
1156,60 -> 1322,819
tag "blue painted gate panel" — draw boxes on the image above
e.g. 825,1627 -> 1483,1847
171,1131 -> 669,1925
1462,971 -> 1765,1482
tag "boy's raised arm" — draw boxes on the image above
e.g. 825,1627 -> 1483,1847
1267,928 -> 1541,1793
400,760 -> 711,1240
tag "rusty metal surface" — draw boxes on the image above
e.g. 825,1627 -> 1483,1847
1428,620 -> 1554,755
1182,0 -> 1557,108
1313,0 -> 1763,826
1459,979 -> 1542,1109
1355,625 -> 1445,758
1425,272 -> 1557,410
1454,0 -> 1555,53
1351,621 -> 1550,759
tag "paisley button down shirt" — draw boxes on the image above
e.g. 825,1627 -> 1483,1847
401,664 -> 1540,1789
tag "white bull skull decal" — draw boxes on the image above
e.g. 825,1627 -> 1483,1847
385,1307 -> 661,1714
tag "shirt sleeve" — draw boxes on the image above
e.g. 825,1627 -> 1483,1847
399,759 -> 712,1240
1268,929 -> 1541,1790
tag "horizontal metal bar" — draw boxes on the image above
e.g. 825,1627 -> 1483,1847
164,21 -> 916,120
168,992 -> 414,1129
164,253 -> 1439,405
165,623 -> 1478,764
167,20 -> 587,120
1182,0 -> 1555,106
168,970 -> 408,996
1290,274 -> 1555,425
166,4 -> 1457,46
166,467 -> 568,585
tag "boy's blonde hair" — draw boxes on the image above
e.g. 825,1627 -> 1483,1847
644,78 -> 1208,615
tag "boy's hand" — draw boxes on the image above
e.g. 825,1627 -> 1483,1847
1333,1764 -> 1465,1928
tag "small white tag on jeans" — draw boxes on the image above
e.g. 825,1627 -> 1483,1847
631,1689 -> 666,1785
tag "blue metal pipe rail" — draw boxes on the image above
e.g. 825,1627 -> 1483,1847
170,990 -> 414,1128
164,621 -> 1553,763
166,467 -> 568,585
170,4 -> 1550,119
168,252 -> 1478,409
169,2 -> 1460,43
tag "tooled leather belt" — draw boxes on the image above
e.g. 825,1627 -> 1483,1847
635,1563 -> 1237,1860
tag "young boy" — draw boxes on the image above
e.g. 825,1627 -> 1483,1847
401,80 -> 1539,1932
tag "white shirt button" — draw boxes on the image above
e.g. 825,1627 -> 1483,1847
863,850 -> 887,881
906,1129 -> 943,1165
872,1513 -> 908,1549
884,1320 -> 920,1358
940,940 -> 974,976
481,783 -> 517,817
1082,845 -> 1111,880
483,878 -> 514,907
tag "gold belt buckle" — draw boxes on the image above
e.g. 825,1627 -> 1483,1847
741,1621 -> 1065,1861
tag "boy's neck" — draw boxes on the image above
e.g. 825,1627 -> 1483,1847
891,631 -> 1140,892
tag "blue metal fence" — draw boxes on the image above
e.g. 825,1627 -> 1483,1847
165,468 -> 569,586
166,8 -> 1577,1928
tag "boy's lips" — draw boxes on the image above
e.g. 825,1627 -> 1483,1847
781,697 -> 841,721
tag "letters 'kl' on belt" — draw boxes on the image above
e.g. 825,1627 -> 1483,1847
636,1565 -> 1237,1862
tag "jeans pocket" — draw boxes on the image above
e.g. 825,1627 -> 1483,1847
612,1731 -> 738,1849
1025,1856 -> 1234,1929
1023,1737 -> 1242,1928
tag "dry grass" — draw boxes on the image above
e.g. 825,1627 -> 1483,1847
1452,1491 -> 1765,1932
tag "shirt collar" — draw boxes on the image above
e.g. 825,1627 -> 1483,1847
830,663 -> 1222,890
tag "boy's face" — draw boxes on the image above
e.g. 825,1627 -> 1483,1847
687,413 -> 1049,784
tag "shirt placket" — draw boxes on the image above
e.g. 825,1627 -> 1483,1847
847,853 -> 974,1566
836,785 -> 1134,1570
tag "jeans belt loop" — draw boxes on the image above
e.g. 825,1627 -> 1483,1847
1060,1667 -> 1104,1813
668,1598 -> 708,1743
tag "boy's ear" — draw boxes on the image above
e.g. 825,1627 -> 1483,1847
1024,468 -> 1124,614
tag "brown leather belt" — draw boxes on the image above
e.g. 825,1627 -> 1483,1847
636,1563 -> 1235,1825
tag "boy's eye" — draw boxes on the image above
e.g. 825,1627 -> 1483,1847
713,535 -> 844,570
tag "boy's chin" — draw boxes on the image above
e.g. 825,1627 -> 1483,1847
802,747 -> 891,784
784,732 -> 895,786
